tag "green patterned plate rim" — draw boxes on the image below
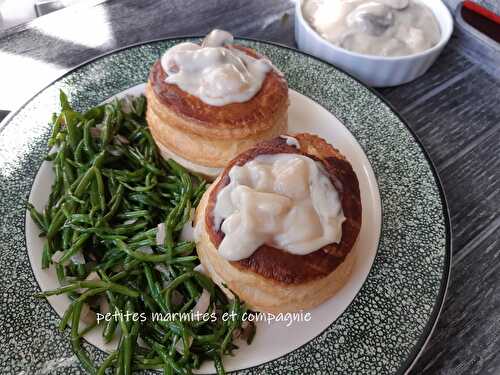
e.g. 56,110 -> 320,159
0,38 -> 451,375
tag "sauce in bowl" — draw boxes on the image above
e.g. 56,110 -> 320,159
302,0 -> 441,57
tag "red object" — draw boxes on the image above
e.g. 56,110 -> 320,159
462,1 -> 500,43
463,1 -> 500,24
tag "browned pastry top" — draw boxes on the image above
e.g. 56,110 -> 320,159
205,134 -> 362,285
148,45 -> 288,135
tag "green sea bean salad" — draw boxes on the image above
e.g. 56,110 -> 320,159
29,91 -> 255,375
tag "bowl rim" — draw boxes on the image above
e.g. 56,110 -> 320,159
296,0 -> 454,61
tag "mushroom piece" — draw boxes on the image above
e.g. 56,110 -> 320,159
201,29 -> 234,48
347,3 -> 395,36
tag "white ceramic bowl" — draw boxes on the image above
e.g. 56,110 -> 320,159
295,0 -> 454,87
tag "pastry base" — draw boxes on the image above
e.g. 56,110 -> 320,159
195,180 -> 356,313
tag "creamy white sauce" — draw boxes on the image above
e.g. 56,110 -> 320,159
201,29 -> 234,47
160,29 -> 272,106
213,154 -> 345,261
280,135 -> 301,148
302,0 -> 441,57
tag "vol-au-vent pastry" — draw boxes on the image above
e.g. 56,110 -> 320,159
146,29 -> 289,179
195,134 -> 362,313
